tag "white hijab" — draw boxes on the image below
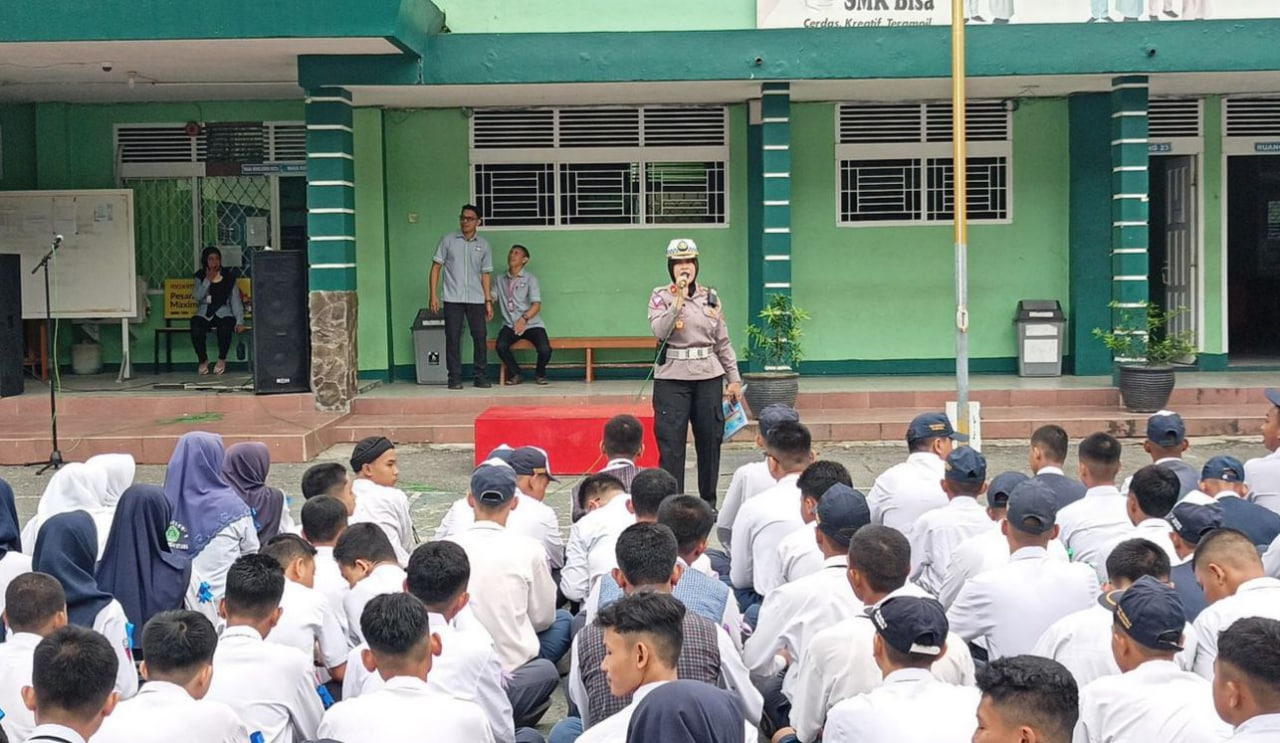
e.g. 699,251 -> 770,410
21,462 -> 112,559
86,453 -> 135,509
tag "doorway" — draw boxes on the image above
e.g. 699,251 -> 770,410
1148,155 -> 1198,356
1226,155 -> 1280,361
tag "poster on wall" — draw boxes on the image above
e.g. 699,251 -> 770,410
758,0 -> 1280,28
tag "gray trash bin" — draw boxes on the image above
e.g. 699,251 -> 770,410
1015,300 -> 1066,377
411,308 -> 447,385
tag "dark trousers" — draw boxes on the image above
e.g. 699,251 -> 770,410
508,657 -> 560,728
190,314 -> 236,363
443,301 -> 488,383
653,376 -> 725,508
496,325 -> 553,378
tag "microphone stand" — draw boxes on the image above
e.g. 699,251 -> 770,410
26,235 -> 64,473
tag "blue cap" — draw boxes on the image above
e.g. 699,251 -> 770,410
508,446 -> 560,482
945,447 -> 987,484
987,472 -> 1030,509
485,444 -> 515,462
906,412 -> 968,445
1167,502 -> 1223,544
816,483 -> 871,546
1265,389 -> 1280,407
471,462 -> 517,505
757,404 -> 801,439
868,596 -> 949,657
1006,480 -> 1059,535
1099,575 -> 1186,652
1201,455 -> 1246,483
1146,411 -> 1187,447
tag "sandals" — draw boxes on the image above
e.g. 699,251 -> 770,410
198,362 -> 210,375
213,359 -> 227,375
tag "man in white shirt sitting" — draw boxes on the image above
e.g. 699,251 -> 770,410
1212,616 -> 1280,742
301,495 -> 352,640
1107,465 -> 1181,564
1057,433 -> 1131,583
1245,389 -> 1280,515
21,625 -> 119,743
729,420 -> 814,622
300,461 -> 357,516
93,610 -> 248,743
824,596 -> 981,743
262,533 -> 349,684
334,523 -> 408,645
347,436 -> 415,565
1190,528 -> 1280,680
1195,456 -> 1280,548
974,655 -> 1079,743
1166,501 -> 1222,622
571,413 -> 644,524
773,461 -> 854,589
561,473 -> 634,605
716,403 -> 800,550
206,554 -> 323,743
1075,576 -> 1230,742
1030,424 -> 1087,509
318,593 -> 494,743
949,480 -> 1101,661
910,446 -> 993,596
782,525 -> 976,743
0,573 -> 67,743
867,412 -> 964,533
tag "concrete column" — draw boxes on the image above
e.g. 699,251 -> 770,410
751,82 -> 793,371
305,87 -> 358,411
1110,76 -> 1150,362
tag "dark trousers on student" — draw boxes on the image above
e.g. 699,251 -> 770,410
190,314 -> 236,363
653,376 -> 725,508
443,301 -> 488,384
496,325 -> 553,379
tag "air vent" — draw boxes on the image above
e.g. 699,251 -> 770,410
644,107 -> 727,147
1225,98 -> 1280,138
268,123 -> 307,161
840,101 -> 1009,145
924,101 -> 1010,142
1149,99 -> 1202,138
115,125 -> 205,164
472,110 -> 556,149
558,108 -> 641,148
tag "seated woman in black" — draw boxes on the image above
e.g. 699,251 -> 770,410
190,246 -> 245,375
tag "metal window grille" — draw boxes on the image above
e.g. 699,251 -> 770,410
925,157 -> 1009,221
839,159 -> 922,222
1225,98 -> 1280,138
646,161 -> 726,224
474,164 -> 556,227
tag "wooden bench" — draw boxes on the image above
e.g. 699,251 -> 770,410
486,336 -> 656,384
155,277 -> 253,373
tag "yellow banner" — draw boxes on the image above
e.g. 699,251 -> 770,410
164,277 -> 252,320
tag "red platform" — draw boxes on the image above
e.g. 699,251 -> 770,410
473,404 -> 660,473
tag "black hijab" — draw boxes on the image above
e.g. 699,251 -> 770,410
195,246 -> 235,319
0,477 -> 19,558
33,511 -> 115,627
626,681 -> 746,743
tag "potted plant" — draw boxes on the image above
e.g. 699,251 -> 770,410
1093,301 -> 1196,413
742,293 -> 810,418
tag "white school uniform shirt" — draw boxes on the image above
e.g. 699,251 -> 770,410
189,514 -> 260,611
579,557 -> 744,648
267,578 -> 350,670
312,545 -> 350,637
341,612 -> 515,743
0,550 -> 33,621
0,632 -> 39,743
343,563 -> 408,645
823,668 -> 981,743
26,724 -> 87,743
1099,517 -> 1180,568
319,676 -> 495,743
1245,450 -> 1280,515
1231,713 -> 1280,741
729,472 -> 803,595
909,496 -> 992,596
1031,604 -> 1198,689
867,452 -> 948,533
1189,576 -> 1280,680
775,524 -> 824,587
350,478 -> 415,565
743,556 -> 862,683
1056,485 -> 1132,583
446,521 -> 557,671
716,458 -> 776,548
948,545 -> 1101,660
436,491 -> 565,570
91,680 -> 249,743
1263,535 -> 1280,579
559,495 -> 634,602
92,600 -> 139,699
206,625 -> 323,743
576,679 -> 760,743
938,524 -> 1070,609
1074,659 -> 1231,743
787,583 -> 976,743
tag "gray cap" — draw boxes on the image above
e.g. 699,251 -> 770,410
1006,480 -> 1059,535
815,483 -> 871,547
757,404 -> 801,439
471,462 -> 517,505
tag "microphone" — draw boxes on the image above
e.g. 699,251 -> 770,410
53,234 -> 64,247
677,277 -> 688,288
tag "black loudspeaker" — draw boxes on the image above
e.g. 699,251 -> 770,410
251,250 -> 311,395
0,254 -> 22,398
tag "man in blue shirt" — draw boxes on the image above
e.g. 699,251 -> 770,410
429,204 -> 494,389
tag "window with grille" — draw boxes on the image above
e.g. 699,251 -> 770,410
470,106 -> 728,228
836,101 -> 1012,225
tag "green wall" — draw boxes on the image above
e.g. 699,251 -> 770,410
789,99 -> 1071,367
434,0 -> 755,33
354,108 -> 391,374
378,106 -> 749,377
1200,95 -> 1225,357
0,104 -> 37,191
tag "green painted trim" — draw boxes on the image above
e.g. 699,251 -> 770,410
310,268 -> 358,291
1197,353 -> 1229,371
1068,94 -> 1115,376
799,357 -> 1021,376
299,55 -> 422,89
381,109 -> 397,382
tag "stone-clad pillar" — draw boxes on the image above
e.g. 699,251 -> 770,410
1110,76 -> 1150,361
306,87 -> 358,411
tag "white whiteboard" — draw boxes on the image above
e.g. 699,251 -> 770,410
0,190 -> 137,319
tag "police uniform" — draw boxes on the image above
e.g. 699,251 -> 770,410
647,239 -> 741,507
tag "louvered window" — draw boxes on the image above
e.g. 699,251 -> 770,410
1149,99 -> 1202,139
836,102 -> 1012,224
470,106 -> 728,228
1225,98 -> 1280,138
115,122 -> 305,165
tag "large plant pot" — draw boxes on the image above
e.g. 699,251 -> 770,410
1117,364 -> 1176,413
741,371 -> 800,419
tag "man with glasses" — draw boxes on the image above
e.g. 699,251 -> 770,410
429,204 -> 495,389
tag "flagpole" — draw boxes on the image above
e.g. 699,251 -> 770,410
951,0 -> 970,441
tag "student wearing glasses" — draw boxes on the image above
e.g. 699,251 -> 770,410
429,204 -> 495,389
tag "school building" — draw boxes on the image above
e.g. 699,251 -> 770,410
4,1 -> 1280,410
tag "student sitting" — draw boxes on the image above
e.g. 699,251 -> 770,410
974,655 -> 1079,743
347,437 -> 414,565
716,404 -> 800,551
300,462 -> 356,515
1212,616 -> 1280,741
571,413 -> 645,523
301,496 -> 352,638
0,573 -> 68,743
22,625 -> 120,743
262,533 -> 349,683
333,523 -> 408,646
318,593 -> 494,743
560,473 -> 634,604
93,610 -> 249,743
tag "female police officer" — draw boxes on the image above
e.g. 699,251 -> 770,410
648,239 -> 742,508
